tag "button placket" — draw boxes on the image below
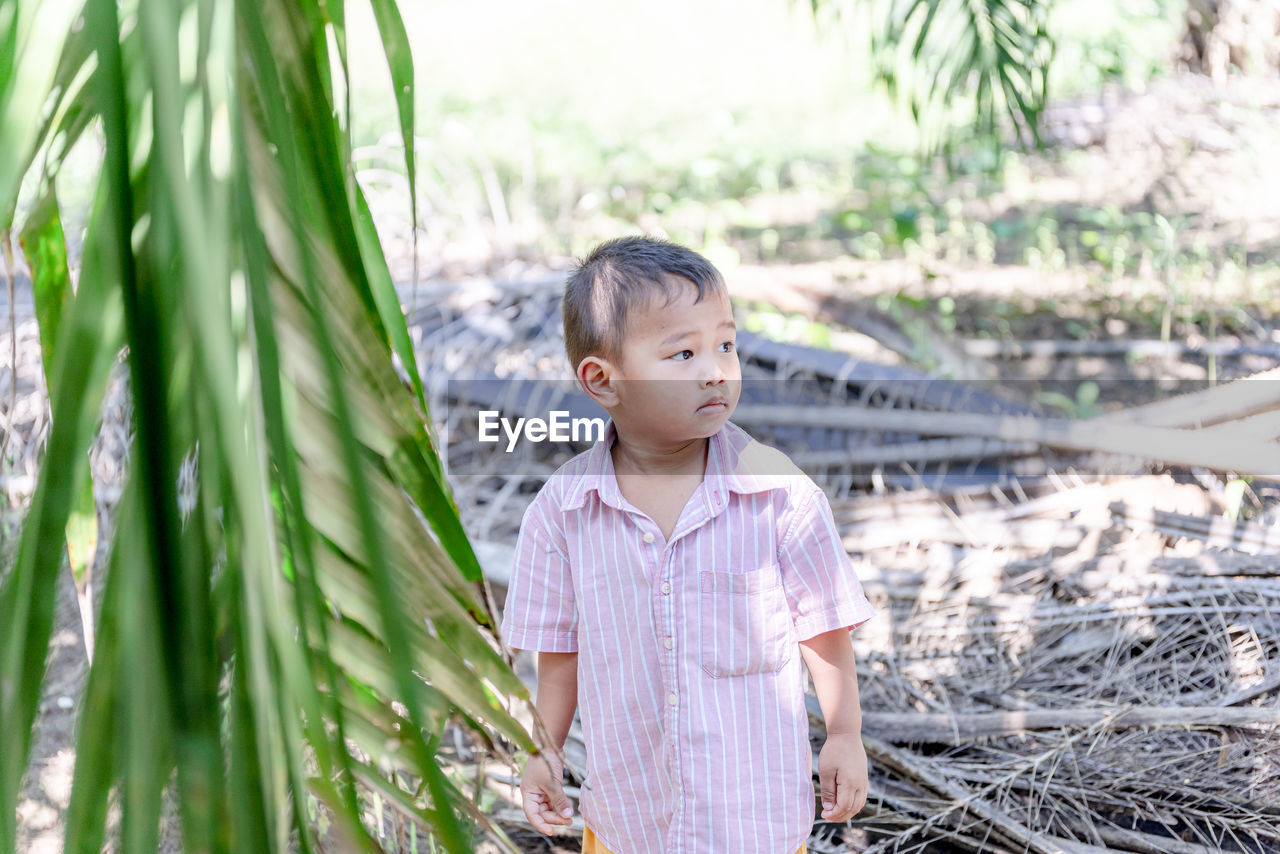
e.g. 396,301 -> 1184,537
659,527 -> 675,654
661,545 -> 680,752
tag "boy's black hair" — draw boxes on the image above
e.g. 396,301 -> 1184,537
562,236 -> 727,375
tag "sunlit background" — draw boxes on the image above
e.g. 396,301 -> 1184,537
326,0 -> 1242,287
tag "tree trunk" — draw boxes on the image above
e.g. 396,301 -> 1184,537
1182,0 -> 1280,79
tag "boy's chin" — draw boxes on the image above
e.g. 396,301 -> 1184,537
689,407 -> 734,433
614,406 -> 735,441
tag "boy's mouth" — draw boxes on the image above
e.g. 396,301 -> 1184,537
697,398 -> 728,414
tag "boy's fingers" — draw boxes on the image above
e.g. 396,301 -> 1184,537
850,780 -> 868,816
522,794 -> 541,827
528,809 -> 562,835
528,787 -> 574,830
521,765 -> 574,833
525,792 -> 558,834
542,802 -> 571,825
550,789 -> 575,821
819,767 -> 837,813
821,771 -> 863,822
525,804 -> 549,834
835,770 -> 856,816
819,773 -> 849,819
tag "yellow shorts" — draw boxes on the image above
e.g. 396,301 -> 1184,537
582,825 -> 807,853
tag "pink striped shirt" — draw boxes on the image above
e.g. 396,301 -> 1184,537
502,419 -> 874,854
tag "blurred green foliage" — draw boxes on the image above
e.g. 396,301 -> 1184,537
316,1 -> 1279,344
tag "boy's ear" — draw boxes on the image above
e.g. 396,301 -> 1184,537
576,356 -> 620,408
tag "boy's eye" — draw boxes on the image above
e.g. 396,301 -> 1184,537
720,341 -> 736,353
671,349 -> 693,361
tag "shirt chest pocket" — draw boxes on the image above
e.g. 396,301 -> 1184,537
698,565 -> 793,678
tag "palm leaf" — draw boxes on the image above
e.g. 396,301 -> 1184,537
1,1 -> 539,852
811,0 -> 1053,150
0,0 -> 84,216
0,185 -> 124,850
17,185 -> 99,656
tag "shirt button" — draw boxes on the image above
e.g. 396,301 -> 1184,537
668,692 -> 678,706
665,637 -> 674,649
642,532 -> 655,543
660,582 -> 671,594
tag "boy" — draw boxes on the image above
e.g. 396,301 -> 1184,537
501,237 -> 874,853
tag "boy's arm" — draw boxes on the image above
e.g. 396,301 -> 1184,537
519,651 -> 580,833
799,628 -> 869,822
798,628 -> 861,735
532,651 -> 579,750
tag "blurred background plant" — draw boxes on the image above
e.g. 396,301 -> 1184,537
333,0 -> 1277,335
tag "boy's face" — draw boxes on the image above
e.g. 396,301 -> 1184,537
603,278 -> 741,445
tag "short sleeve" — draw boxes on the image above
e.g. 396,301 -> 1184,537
777,487 -> 874,642
500,495 -> 579,653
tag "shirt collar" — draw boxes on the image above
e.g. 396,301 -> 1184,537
561,418 -> 782,513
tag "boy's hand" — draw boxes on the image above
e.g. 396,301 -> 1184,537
817,732 -> 869,823
519,750 -> 576,835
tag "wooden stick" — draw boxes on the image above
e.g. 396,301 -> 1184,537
732,403 -> 1280,475
842,516 -> 1091,552
1216,672 -> 1280,707
791,437 -> 1040,468
1038,837 -> 1119,854
1006,550 -> 1280,580
862,706 -> 1280,744
959,337 -> 1280,360
1110,503 -> 1280,553
836,476 -> 1207,529
861,735 -> 1074,854
1091,367 -> 1280,429
1053,815 -> 1229,854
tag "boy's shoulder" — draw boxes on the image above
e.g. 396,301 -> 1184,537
521,433 -> 614,523
527,444 -> 595,510
726,426 -> 802,476
720,421 -> 822,503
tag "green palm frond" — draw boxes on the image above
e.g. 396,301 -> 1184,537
0,0 -> 534,851
806,0 -> 1054,151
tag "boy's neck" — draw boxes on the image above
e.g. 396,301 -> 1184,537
609,430 -> 710,480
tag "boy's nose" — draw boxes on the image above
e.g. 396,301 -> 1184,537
701,368 -> 726,387
701,351 -> 733,387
